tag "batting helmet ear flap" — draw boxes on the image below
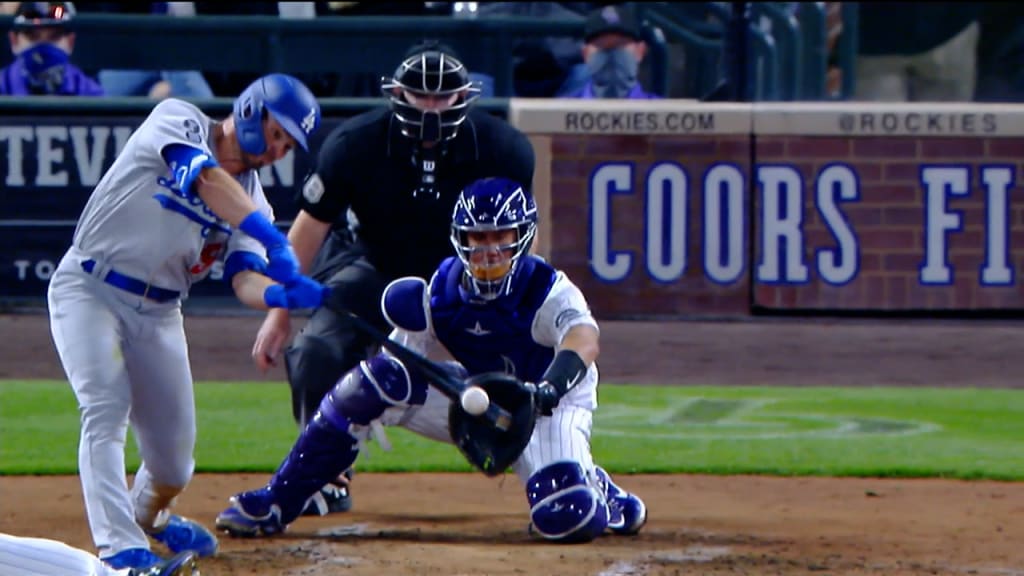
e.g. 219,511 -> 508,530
233,74 -> 321,156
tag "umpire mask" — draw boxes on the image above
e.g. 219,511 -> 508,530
381,45 -> 481,144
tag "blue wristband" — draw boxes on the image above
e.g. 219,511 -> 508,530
263,284 -> 287,308
239,211 -> 287,249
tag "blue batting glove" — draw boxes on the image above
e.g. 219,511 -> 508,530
238,211 -> 298,284
263,276 -> 330,310
265,243 -> 300,285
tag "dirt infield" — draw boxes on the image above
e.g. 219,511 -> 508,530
2,312 -> 1023,575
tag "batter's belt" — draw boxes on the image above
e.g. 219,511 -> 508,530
81,259 -> 180,302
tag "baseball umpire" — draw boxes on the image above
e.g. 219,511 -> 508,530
251,40 -> 536,515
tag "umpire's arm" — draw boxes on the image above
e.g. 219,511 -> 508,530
288,210 -> 332,274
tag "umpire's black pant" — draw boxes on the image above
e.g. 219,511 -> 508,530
284,246 -> 390,427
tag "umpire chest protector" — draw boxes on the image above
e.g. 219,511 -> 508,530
429,256 -> 558,382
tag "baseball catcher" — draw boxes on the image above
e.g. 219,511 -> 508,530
218,177 -> 646,543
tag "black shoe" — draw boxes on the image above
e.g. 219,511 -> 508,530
301,469 -> 353,516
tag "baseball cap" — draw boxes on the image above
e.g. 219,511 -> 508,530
12,2 -> 76,31
584,3 -> 642,43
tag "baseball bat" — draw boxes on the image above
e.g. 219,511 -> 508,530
336,307 -> 513,431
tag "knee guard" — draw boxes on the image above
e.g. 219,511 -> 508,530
318,353 -> 430,429
526,460 -> 609,543
285,331 -> 370,425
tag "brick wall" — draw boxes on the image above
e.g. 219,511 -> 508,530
548,133 -> 752,318
754,135 -> 1024,311
512,100 -> 1024,318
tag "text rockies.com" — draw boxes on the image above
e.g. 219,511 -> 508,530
565,112 -> 715,133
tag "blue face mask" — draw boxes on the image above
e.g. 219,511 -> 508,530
18,43 -> 70,93
585,47 -> 639,99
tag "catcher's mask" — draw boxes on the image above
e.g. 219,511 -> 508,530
381,42 -> 481,143
450,177 -> 538,301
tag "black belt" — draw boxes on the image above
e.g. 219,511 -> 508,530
81,259 -> 181,303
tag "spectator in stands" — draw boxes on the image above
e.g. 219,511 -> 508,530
84,3 -> 214,100
855,3 -> 979,101
0,2 -> 103,96
558,3 -> 660,99
974,3 -> 1024,102
192,2 -> 336,97
474,2 -> 587,98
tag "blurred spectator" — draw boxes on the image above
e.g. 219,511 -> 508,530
192,2 -> 335,97
475,2 -> 586,98
855,3 -> 979,101
0,2 -> 103,96
80,3 -> 214,99
558,3 -> 661,99
974,3 -> 1024,102
324,2 -> 445,16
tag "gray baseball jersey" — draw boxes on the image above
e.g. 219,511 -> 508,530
72,98 -> 271,294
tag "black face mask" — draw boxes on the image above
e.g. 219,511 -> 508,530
586,47 -> 640,99
419,111 -> 442,143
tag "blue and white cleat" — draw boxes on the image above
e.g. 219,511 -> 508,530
132,550 -> 200,576
595,466 -> 648,535
150,515 -> 218,557
103,548 -> 163,571
215,488 -> 287,538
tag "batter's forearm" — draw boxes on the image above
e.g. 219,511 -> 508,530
196,167 -> 261,227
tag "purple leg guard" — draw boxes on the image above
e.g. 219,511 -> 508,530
526,460 -> 609,543
263,355 -> 419,524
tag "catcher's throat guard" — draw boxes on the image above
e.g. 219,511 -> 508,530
449,372 -> 537,477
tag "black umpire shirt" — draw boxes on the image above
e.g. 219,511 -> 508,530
298,106 -> 536,282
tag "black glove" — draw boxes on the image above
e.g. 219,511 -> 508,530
526,381 -> 560,416
448,372 -> 537,477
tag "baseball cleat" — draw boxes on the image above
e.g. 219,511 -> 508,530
102,547 -> 163,571
149,515 -> 218,557
215,489 -> 287,537
301,469 -> 354,516
132,550 -> 200,576
595,466 -> 648,535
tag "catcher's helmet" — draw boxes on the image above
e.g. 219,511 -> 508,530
233,74 -> 321,156
450,177 -> 538,301
12,2 -> 75,31
381,42 -> 481,143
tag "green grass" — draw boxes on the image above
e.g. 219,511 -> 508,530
1,380 -> 1022,480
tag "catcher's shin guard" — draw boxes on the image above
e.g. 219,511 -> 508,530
263,361 -> 393,524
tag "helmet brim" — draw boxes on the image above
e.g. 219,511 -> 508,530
266,106 -> 308,152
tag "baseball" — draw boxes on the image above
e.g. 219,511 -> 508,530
460,386 -> 490,416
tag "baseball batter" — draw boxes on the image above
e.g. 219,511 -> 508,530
46,74 -> 326,571
216,177 -> 647,543
0,532 -> 197,576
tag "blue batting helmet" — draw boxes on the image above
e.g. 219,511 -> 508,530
233,74 -> 321,156
450,177 -> 538,301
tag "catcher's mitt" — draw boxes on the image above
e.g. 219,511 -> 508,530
449,372 -> 537,477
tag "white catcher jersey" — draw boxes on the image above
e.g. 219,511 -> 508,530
387,265 -> 602,412
72,98 -> 271,295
